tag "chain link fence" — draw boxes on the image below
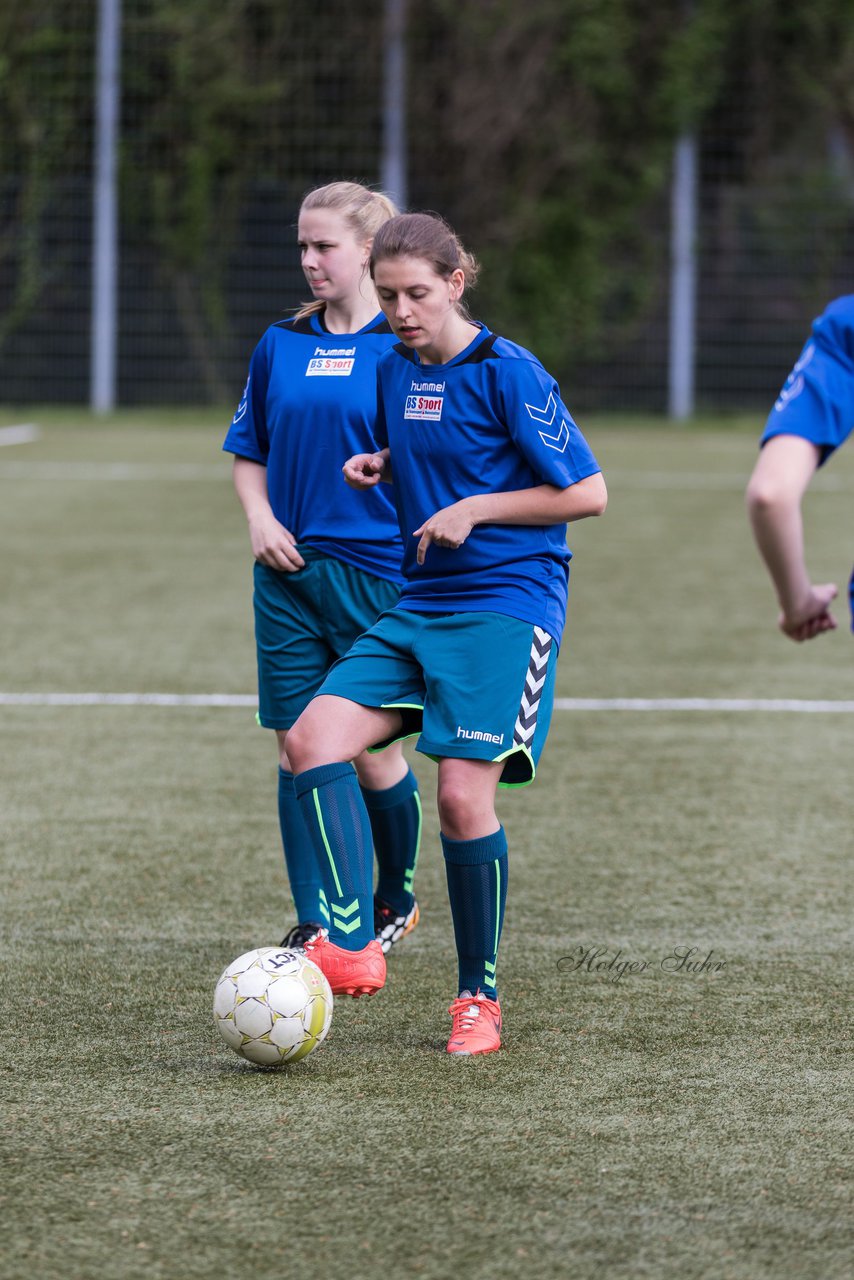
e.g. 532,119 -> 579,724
1,1 -> 853,412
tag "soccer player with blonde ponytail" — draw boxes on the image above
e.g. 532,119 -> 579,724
224,183 -> 422,954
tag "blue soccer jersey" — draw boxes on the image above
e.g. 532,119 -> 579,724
761,295 -> 854,465
373,326 -> 601,645
223,312 -> 404,582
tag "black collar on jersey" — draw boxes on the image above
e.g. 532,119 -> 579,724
393,330 -> 499,367
281,311 -> 393,337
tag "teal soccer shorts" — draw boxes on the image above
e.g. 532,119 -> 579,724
253,550 -> 401,730
315,608 -> 559,787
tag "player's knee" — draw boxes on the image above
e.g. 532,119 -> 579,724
745,476 -> 775,511
436,777 -> 483,836
746,469 -> 799,512
285,711 -> 320,772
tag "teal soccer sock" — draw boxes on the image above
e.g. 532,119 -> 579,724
361,767 -> 422,914
278,769 -> 329,927
293,763 -> 375,950
441,827 -> 508,999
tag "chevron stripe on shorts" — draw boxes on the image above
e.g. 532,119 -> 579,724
513,626 -> 552,748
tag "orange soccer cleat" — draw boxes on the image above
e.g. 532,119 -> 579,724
446,990 -> 502,1056
304,929 -> 386,998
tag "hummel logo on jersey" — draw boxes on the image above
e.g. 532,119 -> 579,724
456,725 -> 504,745
525,391 -> 570,453
306,345 -> 356,377
411,380 -> 446,393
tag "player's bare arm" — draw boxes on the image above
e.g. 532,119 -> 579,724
413,473 -> 607,565
232,456 -> 305,572
343,447 -> 392,488
746,436 -> 837,640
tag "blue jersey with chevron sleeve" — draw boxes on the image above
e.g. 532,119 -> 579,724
223,311 -> 404,582
373,326 -> 601,645
761,295 -> 854,465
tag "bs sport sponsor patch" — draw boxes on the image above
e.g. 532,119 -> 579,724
404,380 -> 445,421
306,346 -> 356,377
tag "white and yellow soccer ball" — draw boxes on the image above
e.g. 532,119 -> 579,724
213,947 -> 333,1066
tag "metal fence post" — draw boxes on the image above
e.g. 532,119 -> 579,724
381,0 -> 408,210
90,0 -> 121,413
668,132 -> 698,420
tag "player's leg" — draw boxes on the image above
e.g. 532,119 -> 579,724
413,612 -> 560,1054
355,744 -> 422,953
287,611 -> 426,996
437,757 -> 506,1056
254,560 -> 333,944
323,558 -> 423,952
287,696 -> 403,996
275,731 -> 328,944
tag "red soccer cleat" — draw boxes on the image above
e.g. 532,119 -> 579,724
446,990 -> 502,1056
304,929 -> 386,998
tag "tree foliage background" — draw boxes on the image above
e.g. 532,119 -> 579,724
1,0 -> 853,404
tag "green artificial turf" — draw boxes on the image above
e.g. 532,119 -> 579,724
0,411 -> 851,1279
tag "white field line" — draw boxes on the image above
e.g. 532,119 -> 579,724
1,692 -> 853,713
0,424 -> 40,446
554,697 -> 854,713
0,461 -> 227,481
602,469 -> 853,492
0,692 -> 257,707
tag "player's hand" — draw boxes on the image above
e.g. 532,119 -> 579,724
413,501 -> 476,565
248,514 -> 305,572
779,583 -> 838,641
343,452 -> 387,488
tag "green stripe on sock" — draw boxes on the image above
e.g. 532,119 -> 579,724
312,789 -> 343,897
412,790 -> 423,868
493,859 -> 501,956
400,791 -> 423,896
331,898 -> 360,919
331,899 -> 363,935
332,915 -> 362,935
